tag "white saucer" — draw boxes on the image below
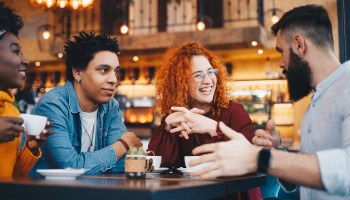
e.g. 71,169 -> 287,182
151,167 -> 168,173
37,168 -> 89,180
177,167 -> 192,175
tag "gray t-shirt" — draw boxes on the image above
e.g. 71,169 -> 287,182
300,61 -> 350,199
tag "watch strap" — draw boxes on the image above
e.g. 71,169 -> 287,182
257,148 -> 272,174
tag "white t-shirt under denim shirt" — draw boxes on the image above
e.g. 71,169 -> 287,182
81,110 -> 98,153
299,61 -> 350,199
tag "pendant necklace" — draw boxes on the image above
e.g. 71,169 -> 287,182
82,122 -> 95,152
194,133 -> 202,146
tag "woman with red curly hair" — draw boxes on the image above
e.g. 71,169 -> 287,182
148,42 -> 261,199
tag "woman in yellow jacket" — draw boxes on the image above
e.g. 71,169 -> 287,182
0,3 -> 53,177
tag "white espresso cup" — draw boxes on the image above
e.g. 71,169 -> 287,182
146,156 -> 162,169
20,114 -> 47,136
185,156 -> 213,172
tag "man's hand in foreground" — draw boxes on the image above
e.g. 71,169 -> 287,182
190,122 -> 261,179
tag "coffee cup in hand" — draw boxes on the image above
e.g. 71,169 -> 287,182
20,114 -> 47,136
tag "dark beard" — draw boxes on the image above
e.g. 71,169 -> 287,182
283,49 -> 313,102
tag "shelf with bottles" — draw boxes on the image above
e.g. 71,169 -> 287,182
116,84 -> 155,99
230,79 -> 291,109
230,90 -> 271,126
271,102 -> 294,126
230,79 -> 289,103
230,79 -> 298,147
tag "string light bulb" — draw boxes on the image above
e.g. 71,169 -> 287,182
251,41 -> 258,46
35,61 -> 41,67
82,0 -> 93,7
120,24 -> 129,34
58,0 -> 67,8
42,30 -> 51,40
70,0 -> 80,9
196,21 -> 205,31
271,9 -> 279,24
29,0 -> 94,10
270,0 -> 281,24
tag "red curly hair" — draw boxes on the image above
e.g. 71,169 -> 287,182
155,42 -> 231,117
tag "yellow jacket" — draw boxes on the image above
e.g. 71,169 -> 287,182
0,90 -> 41,177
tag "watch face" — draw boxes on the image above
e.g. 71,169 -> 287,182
257,148 -> 272,173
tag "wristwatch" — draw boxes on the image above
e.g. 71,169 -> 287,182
257,148 -> 272,174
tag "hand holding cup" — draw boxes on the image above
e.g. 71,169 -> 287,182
20,114 -> 53,155
0,116 -> 24,143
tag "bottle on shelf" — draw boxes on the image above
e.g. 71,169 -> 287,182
265,57 -> 273,79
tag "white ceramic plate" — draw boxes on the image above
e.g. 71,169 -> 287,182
37,168 -> 89,180
177,167 -> 192,175
151,167 -> 168,173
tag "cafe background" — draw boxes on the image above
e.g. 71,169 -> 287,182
1,0 -> 342,150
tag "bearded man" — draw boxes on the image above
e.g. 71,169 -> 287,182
189,4 -> 350,200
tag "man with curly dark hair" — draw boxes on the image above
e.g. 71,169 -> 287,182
0,3 -> 53,177
30,31 -> 142,176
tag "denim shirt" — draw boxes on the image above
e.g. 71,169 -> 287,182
30,81 -> 126,176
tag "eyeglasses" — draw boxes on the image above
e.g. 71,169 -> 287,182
192,68 -> 218,83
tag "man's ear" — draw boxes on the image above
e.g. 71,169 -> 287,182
292,34 -> 307,57
72,68 -> 81,81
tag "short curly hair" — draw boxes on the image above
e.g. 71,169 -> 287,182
155,42 -> 230,117
65,31 -> 120,82
0,3 -> 23,39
